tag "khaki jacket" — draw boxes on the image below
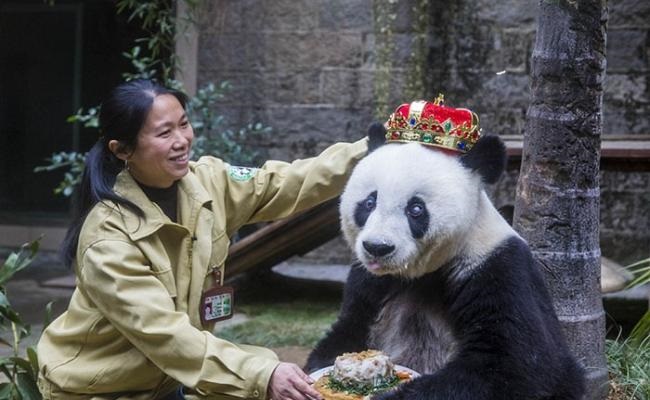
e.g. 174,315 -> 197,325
37,139 -> 367,400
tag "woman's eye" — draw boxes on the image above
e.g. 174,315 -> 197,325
180,120 -> 189,128
407,203 -> 424,217
158,130 -> 171,137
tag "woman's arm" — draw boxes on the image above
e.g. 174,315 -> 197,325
78,239 -> 278,399
194,138 -> 368,235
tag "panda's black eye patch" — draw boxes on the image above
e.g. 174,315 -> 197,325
405,196 -> 429,239
354,191 -> 377,227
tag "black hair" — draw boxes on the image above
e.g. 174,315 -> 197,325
60,79 -> 188,267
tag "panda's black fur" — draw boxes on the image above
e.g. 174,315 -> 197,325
305,124 -> 585,400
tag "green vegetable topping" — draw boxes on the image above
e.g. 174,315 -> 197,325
326,374 -> 400,396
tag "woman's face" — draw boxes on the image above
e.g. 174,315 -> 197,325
126,94 -> 194,188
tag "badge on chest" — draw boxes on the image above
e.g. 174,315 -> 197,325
200,268 -> 234,324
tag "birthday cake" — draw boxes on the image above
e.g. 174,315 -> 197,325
313,350 -> 413,400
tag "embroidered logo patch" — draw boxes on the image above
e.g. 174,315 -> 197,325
228,166 -> 258,181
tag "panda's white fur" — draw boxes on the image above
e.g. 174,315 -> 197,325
306,128 -> 585,400
340,142 -> 517,280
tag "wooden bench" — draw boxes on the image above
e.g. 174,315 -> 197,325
501,134 -> 650,171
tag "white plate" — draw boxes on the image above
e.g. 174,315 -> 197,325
309,365 -> 421,381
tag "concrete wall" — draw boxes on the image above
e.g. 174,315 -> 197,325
195,0 -> 650,265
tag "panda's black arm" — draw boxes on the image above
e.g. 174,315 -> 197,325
304,264 -> 393,372
376,238 -> 584,400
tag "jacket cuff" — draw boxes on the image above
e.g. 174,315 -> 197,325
243,355 -> 280,399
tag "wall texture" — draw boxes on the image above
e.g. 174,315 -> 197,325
196,0 -> 650,265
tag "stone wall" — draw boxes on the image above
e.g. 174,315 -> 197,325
196,0 -> 650,265
197,0 -> 376,161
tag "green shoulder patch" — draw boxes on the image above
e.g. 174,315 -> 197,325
228,166 -> 258,182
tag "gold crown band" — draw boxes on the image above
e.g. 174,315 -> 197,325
386,131 -> 477,152
385,99 -> 481,153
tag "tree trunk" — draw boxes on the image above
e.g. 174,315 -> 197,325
513,1 -> 608,399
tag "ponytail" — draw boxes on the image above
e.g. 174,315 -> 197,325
60,140 -> 144,267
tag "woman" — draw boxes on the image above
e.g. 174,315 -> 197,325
37,79 -> 368,400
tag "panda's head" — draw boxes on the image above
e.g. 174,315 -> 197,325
340,123 -> 508,278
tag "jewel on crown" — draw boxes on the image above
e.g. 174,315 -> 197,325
384,94 -> 481,153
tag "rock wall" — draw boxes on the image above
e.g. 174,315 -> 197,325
196,0 -> 650,265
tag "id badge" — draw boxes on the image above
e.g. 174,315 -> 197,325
200,268 -> 234,325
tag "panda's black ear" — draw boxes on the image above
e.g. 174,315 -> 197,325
460,135 -> 507,184
367,122 -> 386,153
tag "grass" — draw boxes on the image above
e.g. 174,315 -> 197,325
606,336 -> 650,400
606,258 -> 650,399
218,300 -> 340,347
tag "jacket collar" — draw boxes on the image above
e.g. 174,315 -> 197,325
113,170 -> 212,241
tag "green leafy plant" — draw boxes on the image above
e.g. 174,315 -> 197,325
625,257 -> 650,345
35,0 -> 270,197
403,0 -> 431,102
188,82 -> 271,164
33,152 -> 86,197
605,257 -> 650,399
372,0 -> 397,120
116,0 -> 178,84
0,240 -> 52,400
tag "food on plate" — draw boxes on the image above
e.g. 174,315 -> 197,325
313,350 -> 413,400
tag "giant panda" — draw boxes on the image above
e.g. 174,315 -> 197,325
305,123 -> 585,400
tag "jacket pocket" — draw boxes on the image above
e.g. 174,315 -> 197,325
153,268 -> 177,298
209,232 -> 230,270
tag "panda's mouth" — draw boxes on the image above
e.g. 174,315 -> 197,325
364,258 -> 407,275
366,261 -> 383,271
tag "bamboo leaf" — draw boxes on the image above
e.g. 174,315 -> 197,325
26,347 -> 39,377
1,307 -> 23,324
625,257 -> 650,270
0,240 -> 40,286
0,362 -> 13,380
0,290 -> 11,309
10,357 -> 32,373
43,302 -> 54,329
0,384 -> 13,399
629,310 -> 650,345
16,372 -> 41,400
628,269 -> 650,288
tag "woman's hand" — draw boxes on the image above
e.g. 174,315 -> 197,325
268,362 -> 323,400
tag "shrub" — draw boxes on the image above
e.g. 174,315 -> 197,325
0,241 -> 50,400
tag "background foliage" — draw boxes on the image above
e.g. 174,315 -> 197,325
606,258 -> 650,399
0,241 -> 51,400
36,0 -> 270,197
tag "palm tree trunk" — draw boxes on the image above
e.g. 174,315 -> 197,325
513,1 -> 608,399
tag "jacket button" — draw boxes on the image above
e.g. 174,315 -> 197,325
253,389 -> 260,398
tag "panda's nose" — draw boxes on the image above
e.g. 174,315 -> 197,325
362,241 -> 395,257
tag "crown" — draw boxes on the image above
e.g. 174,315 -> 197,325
385,95 -> 481,153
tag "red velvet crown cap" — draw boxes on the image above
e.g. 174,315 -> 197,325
385,97 -> 481,153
